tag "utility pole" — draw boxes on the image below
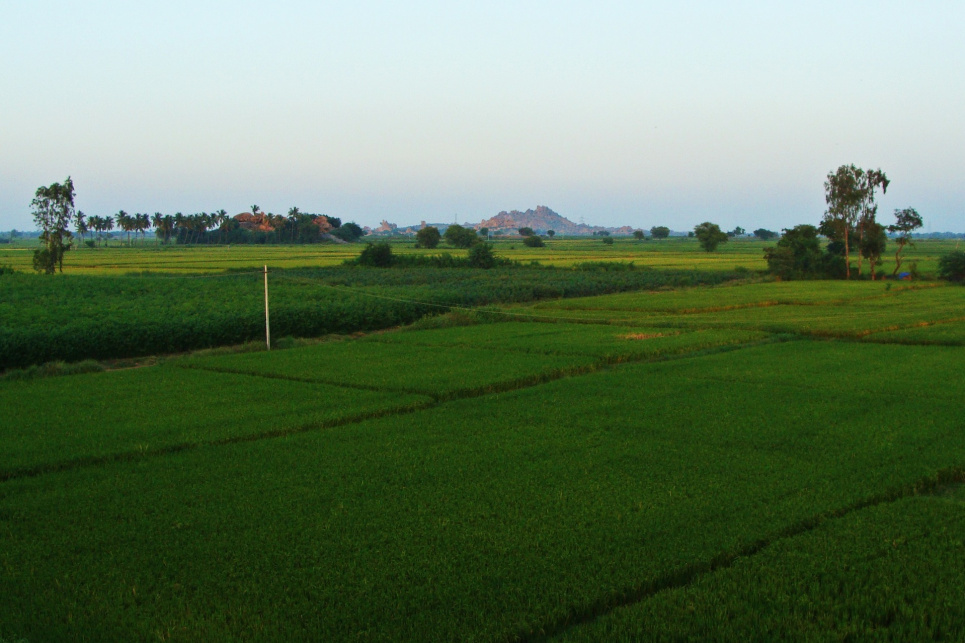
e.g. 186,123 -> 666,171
264,265 -> 271,351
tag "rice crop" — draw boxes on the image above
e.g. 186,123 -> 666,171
178,340 -> 600,398
2,341 -> 964,640
364,320 -> 768,360
0,364 -> 430,478
557,485 -> 965,641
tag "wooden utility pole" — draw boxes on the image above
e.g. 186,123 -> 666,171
264,265 -> 271,351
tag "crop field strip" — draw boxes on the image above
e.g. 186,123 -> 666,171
0,364 -> 433,482
0,323 -> 769,485
1,237 -> 955,275
0,266 -> 743,370
3,340 -> 965,640
511,281 -> 965,341
553,482 -> 965,641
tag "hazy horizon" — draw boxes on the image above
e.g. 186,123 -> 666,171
2,2 -> 963,233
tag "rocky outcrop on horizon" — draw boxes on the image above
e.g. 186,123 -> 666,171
477,206 -> 629,236
368,206 -> 638,236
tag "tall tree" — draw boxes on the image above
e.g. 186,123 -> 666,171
855,168 -> 889,277
30,176 -> 76,273
888,207 -> 923,277
822,165 -> 864,279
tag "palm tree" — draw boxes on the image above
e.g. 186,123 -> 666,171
75,211 -> 88,246
151,213 -> 163,245
288,206 -> 300,243
103,215 -> 115,245
173,212 -> 185,243
116,210 -> 132,245
215,209 -> 229,244
136,213 -> 150,243
88,215 -> 101,245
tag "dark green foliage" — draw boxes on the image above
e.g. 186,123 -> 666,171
30,177 -> 75,273
518,226 -> 534,237
764,224 -> 823,279
443,224 -> 478,248
415,226 -> 441,249
889,207 -> 923,276
0,264 -> 17,276
650,226 -> 670,239
523,235 -> 545,248
694,221 -> 728,252
633,230 -> 645,241
602,237 -> 614,245
753,228 -> 778,240
859,221 -> 888,279
331,221 -> 365,242
467,242 -> 497,268
356,242 -> 394,267
938,251 -> 965,282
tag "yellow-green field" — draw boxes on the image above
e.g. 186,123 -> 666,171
0,236 -> 956,274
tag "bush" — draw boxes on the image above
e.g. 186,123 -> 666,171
444,224 -> 479,248
467,243 -> 497,269
357,242 -> 394,267
523,236 -> 545,248
0,264 -> 18,276
602,237 -> 614,246
938,251 -> 965,283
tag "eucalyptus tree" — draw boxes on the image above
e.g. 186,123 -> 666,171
30,176 -> 76,273
889,208 -> 923,277
855,169 -> 889,277
822,165 -> 864,279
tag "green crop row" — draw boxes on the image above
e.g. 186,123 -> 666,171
3,340 -> 964,640
558,485 -> 965,641
0,364 -> 430,478
0,266 -> 744,370
513,282 -> 965,338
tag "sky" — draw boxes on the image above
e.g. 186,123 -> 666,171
2,1 -> 963,232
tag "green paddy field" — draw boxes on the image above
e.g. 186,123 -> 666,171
2,243 -> 964,641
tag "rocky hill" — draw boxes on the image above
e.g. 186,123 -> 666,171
477,206 -> 632,236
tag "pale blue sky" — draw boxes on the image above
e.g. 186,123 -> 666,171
2,1 -> 963,231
